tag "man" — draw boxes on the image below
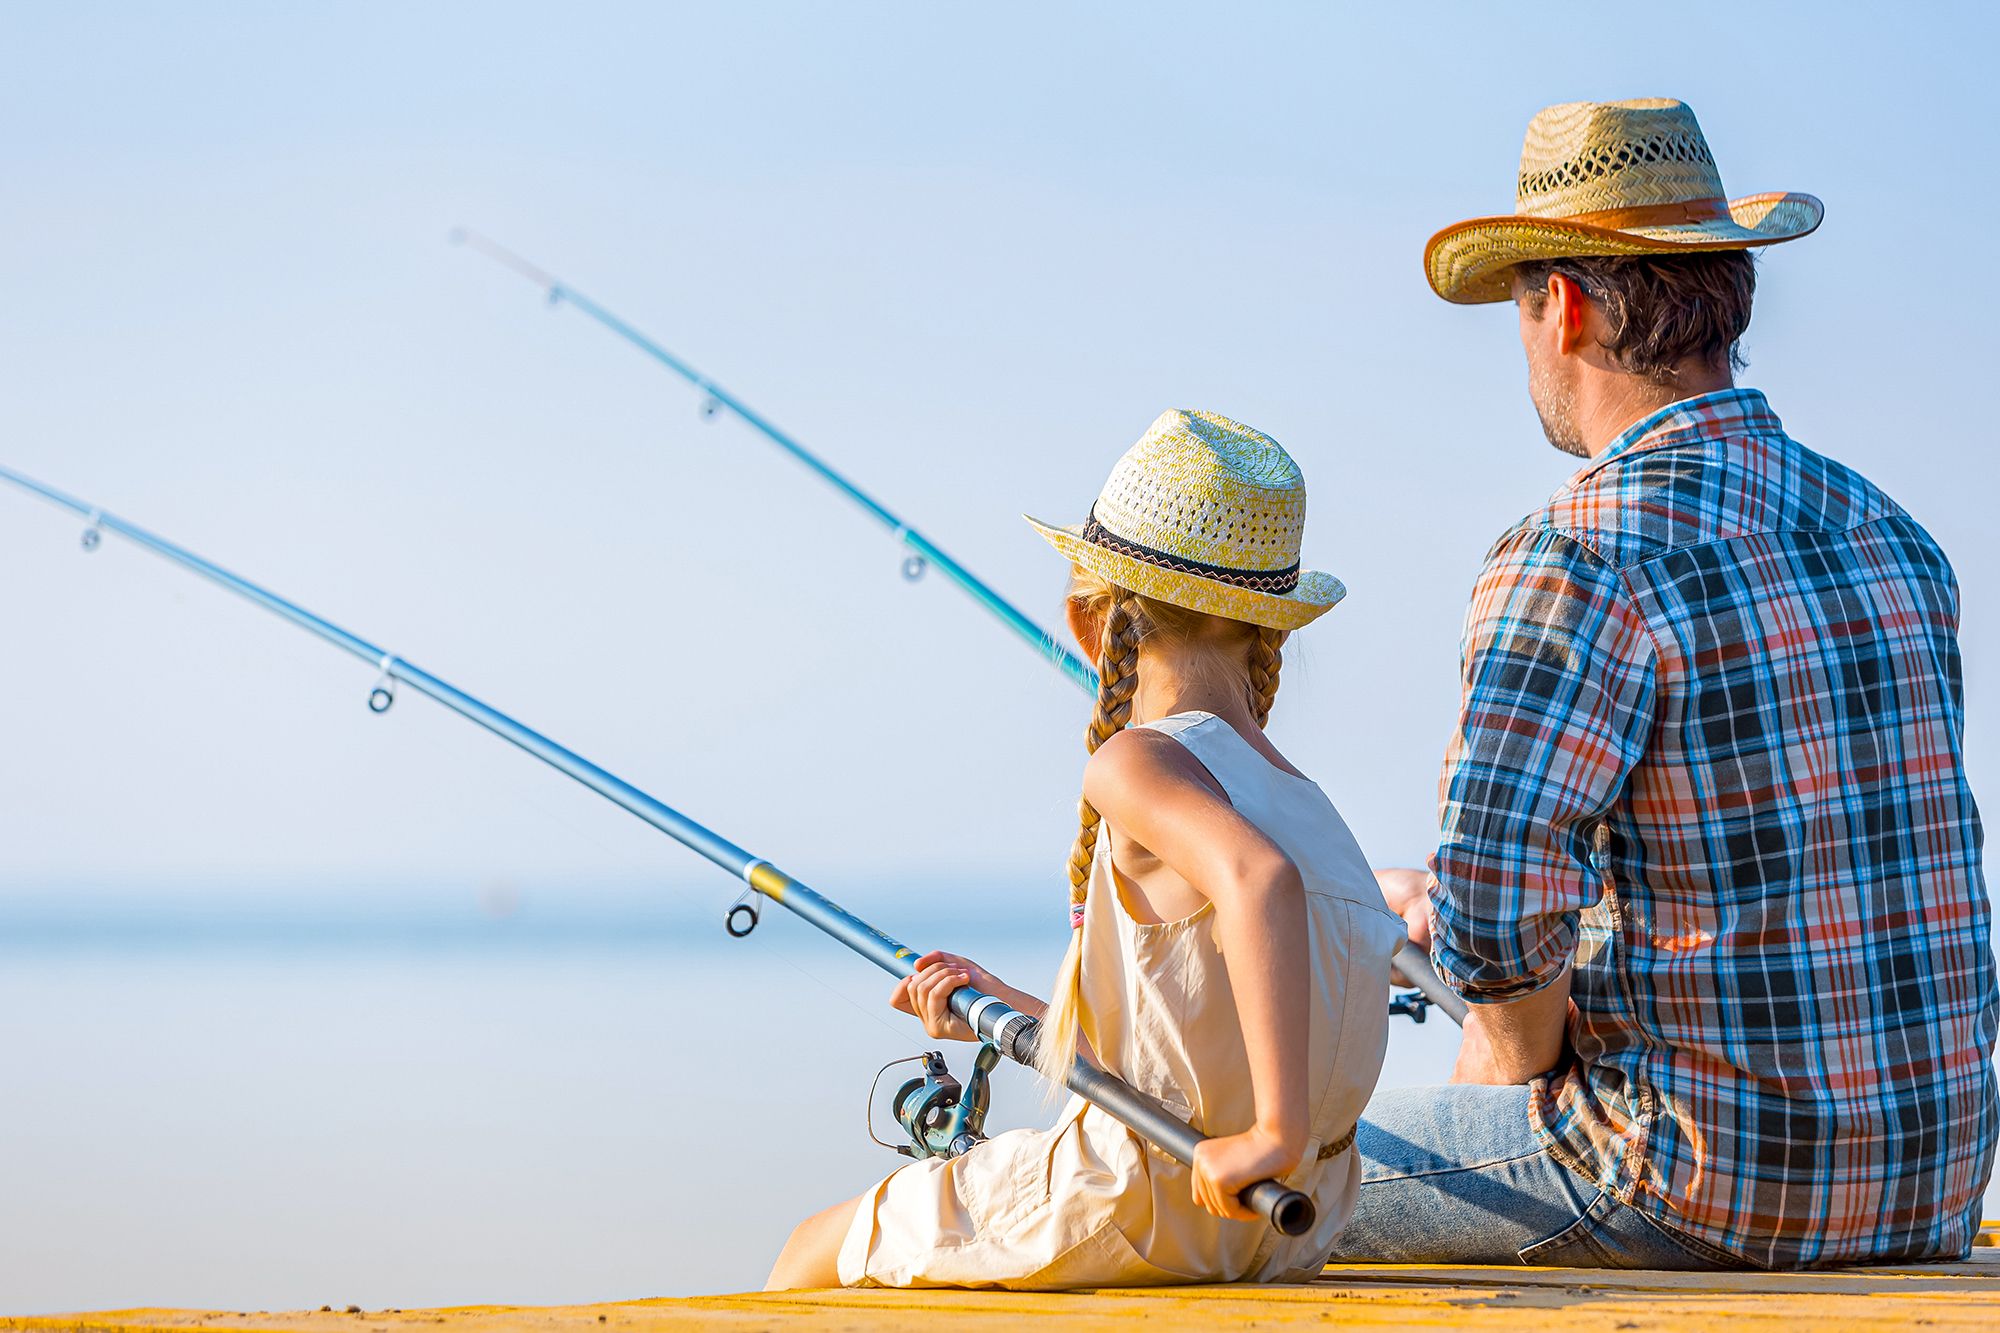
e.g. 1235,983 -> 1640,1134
1337,98 -> 1996,1270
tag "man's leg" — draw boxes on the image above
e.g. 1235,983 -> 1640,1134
1330,1084 -> 1734,1269
1328,1084 -> 1594,1263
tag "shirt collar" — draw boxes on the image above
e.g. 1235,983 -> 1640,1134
1566,387 -> 1783,488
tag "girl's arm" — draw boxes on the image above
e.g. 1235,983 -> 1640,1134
1084,728 -> 1310,1221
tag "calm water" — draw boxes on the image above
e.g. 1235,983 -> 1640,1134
1,892 -> 1986,1314
0,889 -> 1464,1313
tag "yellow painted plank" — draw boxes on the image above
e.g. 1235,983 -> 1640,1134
12,1227 -> 1995,1333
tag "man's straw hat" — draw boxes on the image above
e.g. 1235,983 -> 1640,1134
1026,409 -> 1344,632
1426,98 -> 1823,304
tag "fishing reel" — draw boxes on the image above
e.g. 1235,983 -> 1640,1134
1389,988 -> 1434,1023
868,1042 -> 999,1160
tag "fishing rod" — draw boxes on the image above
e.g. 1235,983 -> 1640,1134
450,229 -> 1096,695
1395,943 -> 1465,1024
453,231 -> 1467,1029
0,462 -> 1316,1237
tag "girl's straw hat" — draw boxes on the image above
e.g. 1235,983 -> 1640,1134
1426,98 -> 1823,304
1026,409 -> 1344,632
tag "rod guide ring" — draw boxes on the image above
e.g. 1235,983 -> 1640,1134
368,653 -> 397,713
725,889 -> 761,937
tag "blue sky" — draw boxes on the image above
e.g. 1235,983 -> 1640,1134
0,1 -> 1991,903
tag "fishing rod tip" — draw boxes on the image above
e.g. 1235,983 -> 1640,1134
447,227 -> 470,246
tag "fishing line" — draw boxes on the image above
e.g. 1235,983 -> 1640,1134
450,229 -> 1097,695
1,462 -> 1316,1235
454,231 -> 1467,1028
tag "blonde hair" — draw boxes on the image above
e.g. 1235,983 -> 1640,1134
1030,565 -> 1286,1087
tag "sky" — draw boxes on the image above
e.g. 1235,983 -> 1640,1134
1,2 -> 1993,904
0,0 -> 1996,1309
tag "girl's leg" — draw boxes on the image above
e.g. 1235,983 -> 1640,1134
765,1195 -> 864,1291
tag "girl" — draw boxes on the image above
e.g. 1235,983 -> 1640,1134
767,409 -> 1404,1290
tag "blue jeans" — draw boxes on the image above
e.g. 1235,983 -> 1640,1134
1327,1084 -> 1745,1269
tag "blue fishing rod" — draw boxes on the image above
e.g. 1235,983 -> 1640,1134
450,229 -> 1096,695
0,461 -> 1317,1237
454,231 -> 1465,1028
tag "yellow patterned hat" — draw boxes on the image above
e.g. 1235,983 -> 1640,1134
1426,98 -> 1823,304
1026,409 -> 1344,631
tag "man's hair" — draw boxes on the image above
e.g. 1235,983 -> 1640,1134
1514,250 -> 1757,383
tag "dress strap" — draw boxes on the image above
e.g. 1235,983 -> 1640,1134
1135,711 -> 1256,803
1133,709 -> 1221,739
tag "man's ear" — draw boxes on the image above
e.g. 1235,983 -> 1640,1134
1546,272 -> 1592,356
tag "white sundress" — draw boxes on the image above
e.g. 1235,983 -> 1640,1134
837,710 -> 1407,1289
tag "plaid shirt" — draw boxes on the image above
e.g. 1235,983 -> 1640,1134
1429,388 -> 1996,1268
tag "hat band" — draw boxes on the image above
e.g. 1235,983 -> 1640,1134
1552,197 -> 1730,229
1082,509 -> 1301,594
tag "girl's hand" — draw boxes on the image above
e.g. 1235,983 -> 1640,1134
1190,1125 -> 1302,1223
889,951 -> 1003,1042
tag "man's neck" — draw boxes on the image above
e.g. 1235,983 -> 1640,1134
1578,366 -> 1735,459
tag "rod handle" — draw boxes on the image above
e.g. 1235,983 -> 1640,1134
1242,1179 -> 1316,1237
984,1007 -> 1318,1237
1392,938 -> 1469,1027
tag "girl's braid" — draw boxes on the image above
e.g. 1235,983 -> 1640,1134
1249,625 -> 1286,729
1065,594 -> 1144,897
1037,591 -> 1143,1087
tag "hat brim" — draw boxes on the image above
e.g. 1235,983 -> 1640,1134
1425,191 -> 1824,304
1026,515 -> 1345,632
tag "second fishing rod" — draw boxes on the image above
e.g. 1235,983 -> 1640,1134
456,232 -> 1467,1028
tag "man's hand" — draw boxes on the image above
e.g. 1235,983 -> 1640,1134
1374,867 -> 1435,949
1450,966 -> 1574,1085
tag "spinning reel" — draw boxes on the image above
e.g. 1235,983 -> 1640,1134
722,896 -> 1000,1161
868,1042 -> 1000,1159
1389,988 -> 1435,1023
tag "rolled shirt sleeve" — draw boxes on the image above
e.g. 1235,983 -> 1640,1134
1430,527 -> 1658,1002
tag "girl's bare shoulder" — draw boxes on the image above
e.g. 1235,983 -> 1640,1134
1083,726 -> 1227,811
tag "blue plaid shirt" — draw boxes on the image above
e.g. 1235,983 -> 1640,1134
1429,388 -> 1996,1267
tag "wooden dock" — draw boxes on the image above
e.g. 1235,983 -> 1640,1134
13,1229 -> 1995,1333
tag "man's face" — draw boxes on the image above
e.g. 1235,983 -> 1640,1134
1513,272 -> 1588,459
